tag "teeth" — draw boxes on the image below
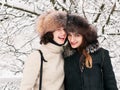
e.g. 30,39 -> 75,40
59,37 -> 65,39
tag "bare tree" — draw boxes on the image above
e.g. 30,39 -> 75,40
0,0 -> 120,89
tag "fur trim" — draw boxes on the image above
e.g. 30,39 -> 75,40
63,46 -> 76,58
86,42 -> 99,53
63,42 -> 99,58
36,10 -> 67,37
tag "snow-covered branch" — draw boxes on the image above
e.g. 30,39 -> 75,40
0,0 -> 40,16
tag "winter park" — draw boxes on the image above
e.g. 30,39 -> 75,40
0,0 -> 120,90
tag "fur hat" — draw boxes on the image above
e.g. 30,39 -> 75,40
36,10 -> 67,37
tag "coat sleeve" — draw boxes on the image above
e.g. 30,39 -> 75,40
102,49 -> 118,90
20,51 -> 41,90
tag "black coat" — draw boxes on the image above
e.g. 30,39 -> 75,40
64,48 -> 118,90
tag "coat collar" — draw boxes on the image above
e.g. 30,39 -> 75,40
86,42 -> 99,54
41,43 -> 64,54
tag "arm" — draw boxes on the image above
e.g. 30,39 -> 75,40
20,51 -> 41,90
102,49 -> 118,90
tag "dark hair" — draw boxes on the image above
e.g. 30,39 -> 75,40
40,32 -> 53,44
66,14 -> 99,68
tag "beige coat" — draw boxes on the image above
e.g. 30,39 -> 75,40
20,43 -> 64,90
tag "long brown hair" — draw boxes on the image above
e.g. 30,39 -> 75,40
66,14 -> 98,68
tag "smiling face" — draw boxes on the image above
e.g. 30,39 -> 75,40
68,32 -> 83,48
53,27 -> 67,45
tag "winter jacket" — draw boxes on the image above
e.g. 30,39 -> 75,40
20,43 -> 65,90
64,48 -> 118,90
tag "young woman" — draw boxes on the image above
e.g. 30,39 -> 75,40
20,10 -> 67,90
64,14 -> 118,90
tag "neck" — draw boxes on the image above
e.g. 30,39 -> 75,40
41,43 -> 63,53
49,39 -> 64,46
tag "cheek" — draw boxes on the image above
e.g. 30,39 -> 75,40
80,38 -> 83,42
79,38 -> 83,44
53,35 -> 59,41
68,36 -> 71,41
53,32 -> 58,38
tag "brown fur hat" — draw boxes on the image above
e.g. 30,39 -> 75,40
36,10 -> 67,37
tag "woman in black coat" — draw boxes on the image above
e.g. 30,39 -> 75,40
64,14 -> 118,90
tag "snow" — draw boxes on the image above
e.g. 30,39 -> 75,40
0,0 -> 120,90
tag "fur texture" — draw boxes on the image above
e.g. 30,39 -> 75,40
36,10 -> 67,37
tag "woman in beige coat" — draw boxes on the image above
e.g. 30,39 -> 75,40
20,10 -> 67,90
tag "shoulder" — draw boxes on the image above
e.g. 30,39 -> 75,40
94,47 -> 109,55
64,51 -> 76,59
64,51 -> 78,63
99,47 -> 109,54
64,56 -> 71,64
23,50 -> 41,73
25,50 -> 41,65
28,50 -> 40,58
90,47 -> 109,60
64,54 -> 74,69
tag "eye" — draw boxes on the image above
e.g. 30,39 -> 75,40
68,34 -> 71,36
75,33 -> 81,37
56,28 -> 61,31
67,33 -> 72,37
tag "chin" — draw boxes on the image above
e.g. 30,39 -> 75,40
59,40 -> 65,44
71,45 -> 77,48
58,42 -> 64,45
58,41 -> 64,45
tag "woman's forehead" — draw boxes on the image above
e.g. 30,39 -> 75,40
68,32 -> 80,35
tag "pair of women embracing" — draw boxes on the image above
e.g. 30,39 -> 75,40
20,10 -> 118,90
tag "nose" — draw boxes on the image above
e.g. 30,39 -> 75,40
70,36 -> 75,42
68,34 -> 76,43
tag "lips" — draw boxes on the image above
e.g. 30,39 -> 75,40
70,42 -> 77,46
58,36 -> 66,41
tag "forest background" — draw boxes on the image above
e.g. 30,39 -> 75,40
0,0 -> 120,89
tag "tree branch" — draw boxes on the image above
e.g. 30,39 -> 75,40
0,1 -> 39,16
102,3 -> 116,34
82,0 -> 87,19
107,33 -> 120,35
94,4 -> 105,22
106,3 -> 116,25
56,0 -> 68,11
